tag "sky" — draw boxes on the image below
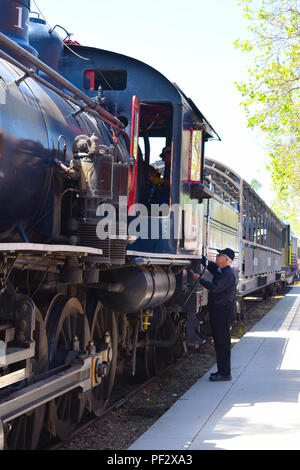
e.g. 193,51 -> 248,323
31,0 -> 274,204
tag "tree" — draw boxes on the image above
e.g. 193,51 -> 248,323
234,0 -> 300,235
250,178 -> 262,193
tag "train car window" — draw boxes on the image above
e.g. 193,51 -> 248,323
181,130 -> 191,182
189,129 -> 204,184
84,70 -> 127,91
139,137 -> 166,166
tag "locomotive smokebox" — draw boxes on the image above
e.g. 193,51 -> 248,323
100,266 -> 176,314
0,0 -> 38,60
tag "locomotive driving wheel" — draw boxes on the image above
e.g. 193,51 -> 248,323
45,294 -> 91,441
5,307 -> 49,450
145,333 -> 165,377
87,298 -> 118,417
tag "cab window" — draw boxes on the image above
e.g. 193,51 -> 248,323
84,70 -> 127,91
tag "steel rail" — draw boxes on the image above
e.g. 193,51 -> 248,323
50,356 -> 186,450
50,296 -> 270,450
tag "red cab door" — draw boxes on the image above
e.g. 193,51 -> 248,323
128,96 -> 140,213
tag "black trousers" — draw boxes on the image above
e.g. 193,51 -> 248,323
209,302 -> 232,376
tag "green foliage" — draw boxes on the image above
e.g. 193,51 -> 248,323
234,0 -> 300,235
250,178 -> 263,192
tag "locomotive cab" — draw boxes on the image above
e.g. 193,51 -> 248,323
60,45 -> 220,256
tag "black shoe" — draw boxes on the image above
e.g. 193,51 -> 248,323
209,373 -> 232,382
209,371 -> 219,378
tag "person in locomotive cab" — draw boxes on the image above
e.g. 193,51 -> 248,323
158,146 -> 171,202
160,145 -> 171,183
147,165 -> 163,202
192,248 -> 236,382
148,146 -> 172,205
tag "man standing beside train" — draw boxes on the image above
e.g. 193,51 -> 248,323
192,248 -> 236,382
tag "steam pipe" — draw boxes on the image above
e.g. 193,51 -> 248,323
0,47 -> 125,133
0,31 -> 124,132
0,48 -> 113,130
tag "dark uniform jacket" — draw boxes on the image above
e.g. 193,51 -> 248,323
200,261 -> 236,307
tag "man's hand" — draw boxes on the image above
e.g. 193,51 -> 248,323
190,270 -> 201,282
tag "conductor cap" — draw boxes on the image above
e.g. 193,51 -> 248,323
217,248 -> 235,261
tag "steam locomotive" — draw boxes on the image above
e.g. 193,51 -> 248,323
0,0 -> 297,449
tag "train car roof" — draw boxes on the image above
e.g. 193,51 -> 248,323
62,44 -> 220,141
205,158 -> 286,229
173,83 -> 221,141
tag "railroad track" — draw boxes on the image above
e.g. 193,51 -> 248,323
49,296 -> 288,450
50,358 -> 185,450
48,294 -> 277,450
49,297 -> 266,450
242,296 -> 264,318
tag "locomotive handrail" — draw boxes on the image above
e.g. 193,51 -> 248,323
0,47 -> 107,128
0,31 -> 125,133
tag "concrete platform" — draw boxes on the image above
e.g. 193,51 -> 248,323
130,285 -> 300,450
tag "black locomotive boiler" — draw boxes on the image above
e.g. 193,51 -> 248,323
0,0 -> 297,450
